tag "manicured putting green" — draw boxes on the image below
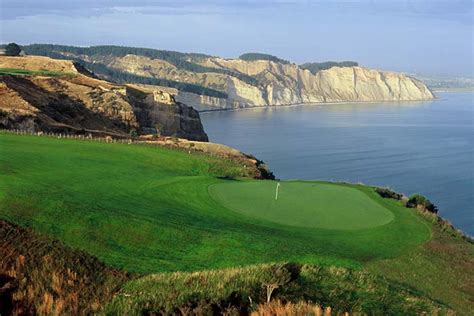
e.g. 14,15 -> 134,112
209,181 -> 394,230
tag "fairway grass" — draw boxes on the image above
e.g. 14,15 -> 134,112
209,181 -> 394,230
0,133 -> 431,273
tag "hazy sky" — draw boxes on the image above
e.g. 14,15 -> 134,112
1,0 -> 472,77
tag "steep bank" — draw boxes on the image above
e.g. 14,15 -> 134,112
0,56 -> 208,141
22,45 -> 434,111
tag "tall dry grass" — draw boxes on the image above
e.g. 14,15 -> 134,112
0,219 -> 131,315
252,300 -> 340,316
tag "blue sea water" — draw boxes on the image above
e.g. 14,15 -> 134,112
201,92 -> 474,235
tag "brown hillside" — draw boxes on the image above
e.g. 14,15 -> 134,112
0,56 -> 208,141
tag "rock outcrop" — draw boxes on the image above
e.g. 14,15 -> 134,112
85,54 -> 434,111
0,56 -> 208,141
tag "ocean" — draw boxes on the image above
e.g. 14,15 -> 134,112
201,92 -> 474,235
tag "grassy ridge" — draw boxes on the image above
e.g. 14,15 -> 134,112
106,263 -> 449,315
0,68 -> 73,77
0,133 -> 430,274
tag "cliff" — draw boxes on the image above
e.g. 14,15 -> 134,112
176,58 -> 434,110
20,45 -> 434,111
0,56 -> 208,141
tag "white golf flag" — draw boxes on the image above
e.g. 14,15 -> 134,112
275,182 -> 280,200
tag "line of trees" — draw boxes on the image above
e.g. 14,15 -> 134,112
20,46 -> 228,98
239,52 -> 291,64
77,60 -> 229,99
23,44 -> 259,87
300,61 -> 359,74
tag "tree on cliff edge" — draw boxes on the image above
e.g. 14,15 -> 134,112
5,43 -> 21,56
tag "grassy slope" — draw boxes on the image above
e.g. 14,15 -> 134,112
209,181 -> 394,230
0,133 -> 430,274
0,219 -> 131,314
1,133 -> 472,313
0,68 -> 73,77
367,221 -> 474,314
107,263 -> 450,315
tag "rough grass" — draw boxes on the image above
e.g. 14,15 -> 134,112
0,219 -> 131,315
106,263 -> 451,315
0,133 -> 431,274
0,68 -> 73,77
209,181 -> 394,230
251,300 -> 329,316
366,217 -> 474,315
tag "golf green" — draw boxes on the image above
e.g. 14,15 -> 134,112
1,134 -> 430,273
209,181 -> 394,230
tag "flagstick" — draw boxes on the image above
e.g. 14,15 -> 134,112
275,182 -> 280,200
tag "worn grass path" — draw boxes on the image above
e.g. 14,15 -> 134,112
0,134 -> 430,273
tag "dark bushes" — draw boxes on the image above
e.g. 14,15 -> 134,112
407,194 -> 438,213
375,187 -> 403,200
301,61 -> 359,74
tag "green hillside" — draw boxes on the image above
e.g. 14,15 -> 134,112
1,133 -> 472,314
0,133 -> 431,273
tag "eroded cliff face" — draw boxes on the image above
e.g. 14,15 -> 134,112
86,54 -> 433,111
0,56 -> 208,141
202,58 -> 434,105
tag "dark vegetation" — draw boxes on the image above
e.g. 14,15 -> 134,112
301,61 -> 359,74
375,188 -> 438,214
0,220 -> 131,315
4,43 -> 22,56
375,187 -> 471,242
239,52 -> 291,64
22,44 -> 259,92
406,194 -> 438,213
19,46 -> 228,98
107,262 -> 449,315
375,187 -> 403,200
77,59 -> 229,98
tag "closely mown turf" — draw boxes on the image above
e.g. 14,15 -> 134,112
209,181 -> 394,230
0,133 -> 431,273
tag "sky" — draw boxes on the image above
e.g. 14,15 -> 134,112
0,0 -> 472,77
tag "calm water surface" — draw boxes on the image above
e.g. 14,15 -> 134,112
201,92 -> 474,235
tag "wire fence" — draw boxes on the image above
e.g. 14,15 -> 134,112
0,128 -> 137,144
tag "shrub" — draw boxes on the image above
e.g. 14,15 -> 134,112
5,43 -> 22,56
375,187 -> 403,200
129,128 -> 138,138
261,264 -> 292,302
407,194 -> 438,213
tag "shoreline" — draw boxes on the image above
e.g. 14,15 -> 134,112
198,97 -> 438,114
